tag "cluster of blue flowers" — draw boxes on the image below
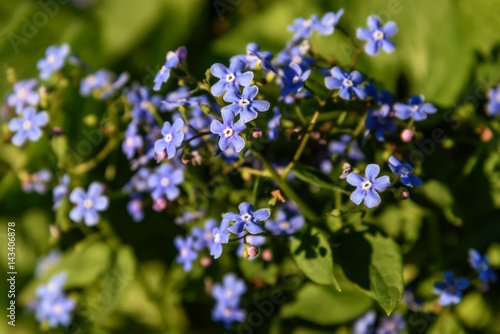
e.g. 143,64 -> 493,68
211,273 -> 247,328
32,273 -> 75,328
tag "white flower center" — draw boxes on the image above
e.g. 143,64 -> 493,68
204,231 -> 213,241
140,101 -> 150,110
223,128 -> 234,138
373,30 -> 384,41
362,180 -> 372,190
214,233 -> 221,243
225,289 -> 233,298
161,177 -> 170,187
87,75 -> 96,85
23,121 -> 32,130
291,56 -> 302,64
47,54 -> 56,64
304,19 -> 313,27
164,133 -> 173,143
160,65 -> 167,75
242,213 -> 252,221
401,167 -> 409,174
279,221 -> 291,230
53,303 -> 63,315
126,137 -> 134,147
223,308 -> 232,317
226,73 -> 235,82
83,198 -> 93,209
412,105 -> 419,112
496,93 -> 500,103
240,99 -> 250,106
292,76 -> 300,83
17,88 -> 27,99
343,79 -> 353,87
180,249 -> 188,258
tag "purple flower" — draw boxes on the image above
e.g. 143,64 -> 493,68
210,109 -> 246,152
265,209 -> 304,235
224,202 -> 270,235
127,194 -> 144,222
100,72 -> 129,100
22,169 -> 52,194
231,43 -> 275,73
122,125 -> 144,160
288,15 -> 319,41
468,249 -> 497,287
53,174 -> 70,209
433,271 -> 469,306
275,43 -> 315,69
210,59 -> 254,97
388,156 -> 423,187
174,236 -> 198,272
486,84 -> 500,116
80,70 -> 113,96
8,107 -> 49,146
191,218 -> 218,251
147,164 -> 184,200
222,85 -> 270,123
153,46 -> 187,91
69,182 -> 109,226
353,311 -> 376,334
347,164 -> 390,208
357,16 -> 398,56
280,63 -> 311,97
376,314 -> 406,334
325,67 -> 366,100
394,95 -> 437,121
37,44 -> 70,79
7,79 -> 39,113
365,105 -> 397,141
154,118 -> 185,159
212,273 -> 246,308
123,167 -> 151,194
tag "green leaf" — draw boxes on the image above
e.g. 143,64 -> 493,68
238,257 -> 279,285
51,135 -> 68,165
291,164 -> 344,193
335,226 -> 404,314
281,283 -> 372,325
428,310 -> 467,334
422,180 -> 462,225
291,227 -> 339,289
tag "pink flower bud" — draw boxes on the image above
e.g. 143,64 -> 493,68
247,246 -> 259,258
262,249 -> 273,261
401,129 -> 413,142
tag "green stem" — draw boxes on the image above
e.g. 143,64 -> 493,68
294,104 -> 307,125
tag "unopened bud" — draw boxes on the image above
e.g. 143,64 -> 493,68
182,153 -> 191,165
262,249 -> 273,261
401,129 -> 413,142
400,188 -> 410,200
152,198 -> 167,212
200,257 -> 212,267
49,225 -> 61,239
252,128 -> 262,139
247,246 -> 259,258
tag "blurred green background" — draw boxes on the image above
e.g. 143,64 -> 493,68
1,0 -> 500,333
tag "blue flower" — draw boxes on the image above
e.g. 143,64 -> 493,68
224,202 -> 270,235
69,182 -> 109,226
211,303 -> 246,329
212,273 -> 246,308
376,314 -> 406,334
388,156 -> 423,187
35,272 -> 68,301
7,79 -> 39,113
127,194 -> 144,222
315,9 -> 344,36
123,167 -> 151,194
394,95 -> 437,121
37,44 -> 70,79
210,59 -> 254,97
328,134 -> 365,162
80,70 -> 113,96
265,209 -> 304,235
100,72 -> 129,100
153,46 -> 187,91
267,107 -> 282,141
22,169 -> 52,194
122,125 -> 144,160
191,218 -> 218,251
486,85 -> 500,116
210,220 -> 231,259
275,43 -> 315,69
35,295 -> 75,328
35,250 -> 62,277
154,118 -> 185,159
147,164 -> 184,200
161,86 -> 191,111
347,164 -> 390,208
468,249 -> 497,286
8,107 -> 49,146
53,174 -> 70,209
365,105 -> 397,141
222,85 -> 270,123
433,271 -> 469,306
353,311 -> 376,334
126,84 -> 161,124
231,43 -> 275,72
288,14 -> 320,41
210,109 -> 246,152
357,16 -> 398,56
325,67 -> 366,100
236,233 -> 266,258
174,236 -> 198,272
280,63 -> 311,97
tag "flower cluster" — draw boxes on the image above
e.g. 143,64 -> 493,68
211,273 -> 247,328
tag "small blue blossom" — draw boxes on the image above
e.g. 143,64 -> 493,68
37,44 -> 70,79
210,109 -> 246,152
153,46 -> 187,91
224,202 -> 270,235
231,43 -> 275,72
22,169 -> 52,194
328,134 -> 365,162
288,14 -> 320,41
80,70 -> 113,96
126,84 -> 161,124
127,194 -> 144,222
147,164 -> 184,200
8,107 -> 49,146
122,125 -> 144,160
53,174 -> 70,209
347,164 -> 390,208
357,16 -> 398,56
275,43 -> 315,69
100,72 -> 129,100
433,271 -> 469,306
265,209 -> 304,235
35,250 -> 62,277
353,311 -> 376,334
325,67 -> 366,100
210,219 -> 231,259
35,272 -> 68,301
7,79 -> 39,113
154,118 -> 185,159
267,107 -> 282,141
210,59 -> 254,97
211,303 -> 246,329
388,156 -> 423,187
394,95 -> 437,121
280,63 -> 311,97
191,218 -> 218,251
35,295 -> 75,328
69,182 -> 109,226
486,84 -> 500,116
123,167 -> 151,194
174,210 -> 206,225
212,273 -> 246,307
222,85 -> 270,123
161,86 -> 191,111
315,9 -> 345,36
365,105 -> 397,141
174,236 -> 198,272
376,314 -> 406,334
468,249 -> 497,287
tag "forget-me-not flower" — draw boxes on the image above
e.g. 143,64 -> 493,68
154,118 -> 185,159
153,46 -> 187,91
174,236 -> 198,272
468,249 -> 497,287
388,156 -> 423,187
394,95 -> 437,121
365,105 -> 397,141
8,107 -> 49,146
222,85 -> 270,123
265,209 -> 304,235
69,182 -> 109,226
53,174 -> 70,209
37,44 -> 70,79
210,59 -> 254,97
347,164 -> 390,208
210,109 -> 246,152
7,79 -> 39,113
433,271 -> 469,306
147,164 -> 184,200
357,16 -> 398,56
325,67 -> 366,100
280,63 -> 311,97
22,169 -> 52,194
224,202 -> 270,235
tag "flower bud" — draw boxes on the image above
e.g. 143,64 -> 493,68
200,257 -> 212,267
400,188 -> 410,200
247,246 -> 259,258
52,126 -> 63,136
262,249 -> 273,261
252,128 -> 262,139
401,129 -> 413,142
152,198 -> 167,212
242,249 -> 249,259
